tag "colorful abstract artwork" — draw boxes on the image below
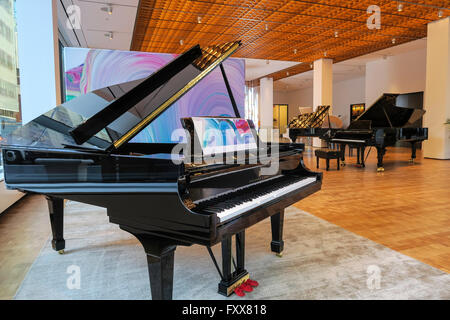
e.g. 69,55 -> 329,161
191,117 -> 257,155
63,48 -> 245,143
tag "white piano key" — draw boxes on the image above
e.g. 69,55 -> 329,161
216,177 -> 317,223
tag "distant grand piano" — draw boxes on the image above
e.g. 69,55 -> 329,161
288,105 -> 343,145
324,93 -> 428,171
1,42 -> 322,299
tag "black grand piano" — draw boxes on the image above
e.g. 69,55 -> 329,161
323,93 -> 428,171
1,41 -> 322,299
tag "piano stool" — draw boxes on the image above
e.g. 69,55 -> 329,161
315,148 -> 343,171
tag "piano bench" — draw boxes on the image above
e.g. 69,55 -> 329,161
315,148 -> 342,171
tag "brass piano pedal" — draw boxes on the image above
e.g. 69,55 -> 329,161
58,250 -> 65,255
376,167 -> 385,172
276,251 -> 283,258
218,271 -> 249,297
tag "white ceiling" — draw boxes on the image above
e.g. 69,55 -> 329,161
274,38 -> 427,92
59,0 -> 138,50
245,58 -> 301,81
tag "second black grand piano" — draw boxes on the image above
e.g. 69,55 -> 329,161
324,93 -> 428,171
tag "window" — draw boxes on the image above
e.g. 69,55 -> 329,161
0,0 -> 20,181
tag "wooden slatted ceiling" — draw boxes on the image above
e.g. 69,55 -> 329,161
132,0 -> 450,82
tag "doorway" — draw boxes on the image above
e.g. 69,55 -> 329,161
273,104 -> 288,137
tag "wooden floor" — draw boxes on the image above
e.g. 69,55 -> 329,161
298,146 -> 450,274
0,146 -> 448,299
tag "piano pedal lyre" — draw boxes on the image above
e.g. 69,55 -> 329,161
208,232 -> 250,297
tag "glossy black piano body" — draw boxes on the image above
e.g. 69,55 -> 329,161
1,42 -> 322,299
324,94 -> 428,171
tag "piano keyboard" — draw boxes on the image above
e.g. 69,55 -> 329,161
195,176 -> 316,223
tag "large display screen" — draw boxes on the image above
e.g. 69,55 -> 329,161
191,117 -> 257,155
63,48 -> 245,144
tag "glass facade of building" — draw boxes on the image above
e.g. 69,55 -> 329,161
0,0 -> 20,180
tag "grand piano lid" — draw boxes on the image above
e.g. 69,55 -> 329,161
355,93 -> 426,128
1,41 -> 241,152
70,41 -> 242,148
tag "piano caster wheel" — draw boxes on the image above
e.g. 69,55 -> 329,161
58,250 -> 65,255
377,167 -> 385,172
409,159 -> 415,164
276,252 -> 283,258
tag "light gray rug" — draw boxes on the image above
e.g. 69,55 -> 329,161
14,201 -> 450,300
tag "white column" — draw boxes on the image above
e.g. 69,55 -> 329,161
16,0 -> 61,124
423,17 -> 450,159
313,58 -> 333,146
259,77 -> 274,141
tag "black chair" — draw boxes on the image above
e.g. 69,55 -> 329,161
315,148 -> 343,171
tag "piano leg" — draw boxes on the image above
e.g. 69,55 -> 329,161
46,196 -> 65,254
270,211 -> 285,257
376,146 -> 386,172
360,146 -> 366,168
357,147 -> 360,164
410,142 -> 417,163
340,144 -> 346,165
120,228 -> 177,300
218,233 -> 249,296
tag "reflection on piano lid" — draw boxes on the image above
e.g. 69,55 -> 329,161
351,93 -> 426,129
1,41 -> 242,152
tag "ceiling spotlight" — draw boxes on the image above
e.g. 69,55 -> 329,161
265,24 -> 269,31
101,5 -> 113,15
310,63 -> 313,68
286,71 -> 290,76
105,32 -> 113,40
324,51 -> 327,57
438,10 -> 443,18
180,39 -> 184,46
294,49 -> 297,54
392,38 -> 396,44
197,16 -> 202,24
397,3 -> 403,12
334,31 -> 338,38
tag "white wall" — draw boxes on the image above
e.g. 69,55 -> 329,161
274,76 -> 365,126
365,48 -> 426,106
333,77 -> 365,127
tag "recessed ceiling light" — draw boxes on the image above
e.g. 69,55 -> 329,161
180,39 -> 184,45
438,10 -> 443,18
324,51 -> 327,57
334,31 -> 338,38
310,63 -> 313,68
105,32 -> 113,40
293,49 -> 297,54
265,24 -> 269,31
197,16 -> 202,24
101,5 -> 113,15
286,71 -> 290,76
397,3 -> 403,12
392,38 -> 396,44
